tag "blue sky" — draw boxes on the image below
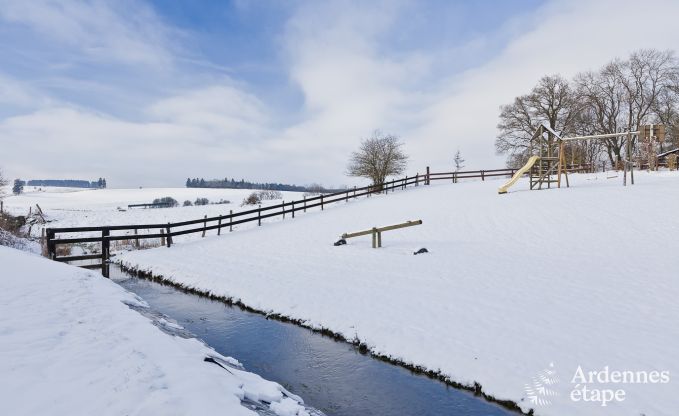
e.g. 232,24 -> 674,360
1,0 -> 678,187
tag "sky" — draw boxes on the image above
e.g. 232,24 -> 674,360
1,0 -> 679,188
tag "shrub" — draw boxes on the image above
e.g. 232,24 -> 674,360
258,190 -> 282,200
183,200 -> 193,206
194,197 -> 209,206
241,192 -> 261,206
152,197 -> 178,207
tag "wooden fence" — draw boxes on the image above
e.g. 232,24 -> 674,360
45,164 -> 594,276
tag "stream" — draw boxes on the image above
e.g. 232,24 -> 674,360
110,266 -> 515,416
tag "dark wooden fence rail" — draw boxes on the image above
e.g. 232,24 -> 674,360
45,164 -> 595,276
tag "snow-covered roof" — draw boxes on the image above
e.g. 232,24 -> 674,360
540,124 -> 563,140
657,148 -> 679,157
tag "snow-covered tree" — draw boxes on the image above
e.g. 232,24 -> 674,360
453,149 -> 465,172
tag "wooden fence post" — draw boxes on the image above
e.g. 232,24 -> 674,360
282,201 -> 286,219
346,190 -> 349,202
134,228 -> 140,248
481,170 -> 485,181
304,196 -> 307,212
101,228 -> 110,278
258,205 -> 261,226
229,209 -> 233,232
321,195 -> 324,210
217,217 -> 222,236
353,186 -> 356,197
202,215 -> 207,237
416,173 -> 419,186
426,166 -> 430,185
160,229 -> 165,247
166,223 -> 172,247
46,229 -> 55,259
35,204 -> 46,223
41,228 -> 46,257
292,201 -> 295,218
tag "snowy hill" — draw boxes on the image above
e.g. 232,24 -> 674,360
2,186 -> 305,238
117,171 -> 679,415
0,246 -> 316,416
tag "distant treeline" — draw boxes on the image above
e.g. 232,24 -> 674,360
186,178 -> 342,193
27,178 -> 107,189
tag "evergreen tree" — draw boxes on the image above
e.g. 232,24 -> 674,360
12,179 -> 25,195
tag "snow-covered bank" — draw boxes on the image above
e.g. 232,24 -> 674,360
0,246 -> 314,416
119,171 -> 679,416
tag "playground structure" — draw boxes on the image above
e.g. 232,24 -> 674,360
341,220 -> 422,248
498,124 -> 666,194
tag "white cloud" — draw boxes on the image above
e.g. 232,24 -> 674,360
0,0 -> 176,66
0,73 -> 53,110
1,0 -> 679,187
147,85 -> 270,139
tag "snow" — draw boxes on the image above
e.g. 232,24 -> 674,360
0,246 -> 313,416
1,186 -> 306,240
116,171 -> 679,416
0,228 -> 41,254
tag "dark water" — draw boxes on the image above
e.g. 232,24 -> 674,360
110,267 -> 514,416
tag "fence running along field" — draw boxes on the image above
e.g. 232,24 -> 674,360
45,165 -> 594,276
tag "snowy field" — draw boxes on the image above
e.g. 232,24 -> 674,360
116,171 -> 679,416
1,186 -> 306,241
0,246 -> 317,416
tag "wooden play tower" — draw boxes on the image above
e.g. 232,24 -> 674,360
499,123 -> 666,194
528,124 -> 568,190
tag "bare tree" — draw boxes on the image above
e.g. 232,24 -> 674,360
651,78 -> 679,151
497,49 -> 679,168
574,62 -> 627,165
347,131 -> 408,188
575,49 -> 678,164
618,49 -> 677,164
496,75 -> 580,167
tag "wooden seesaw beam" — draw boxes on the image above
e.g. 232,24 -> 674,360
341,220 -> 423,248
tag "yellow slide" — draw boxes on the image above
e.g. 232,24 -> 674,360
498,156 -> 540,194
